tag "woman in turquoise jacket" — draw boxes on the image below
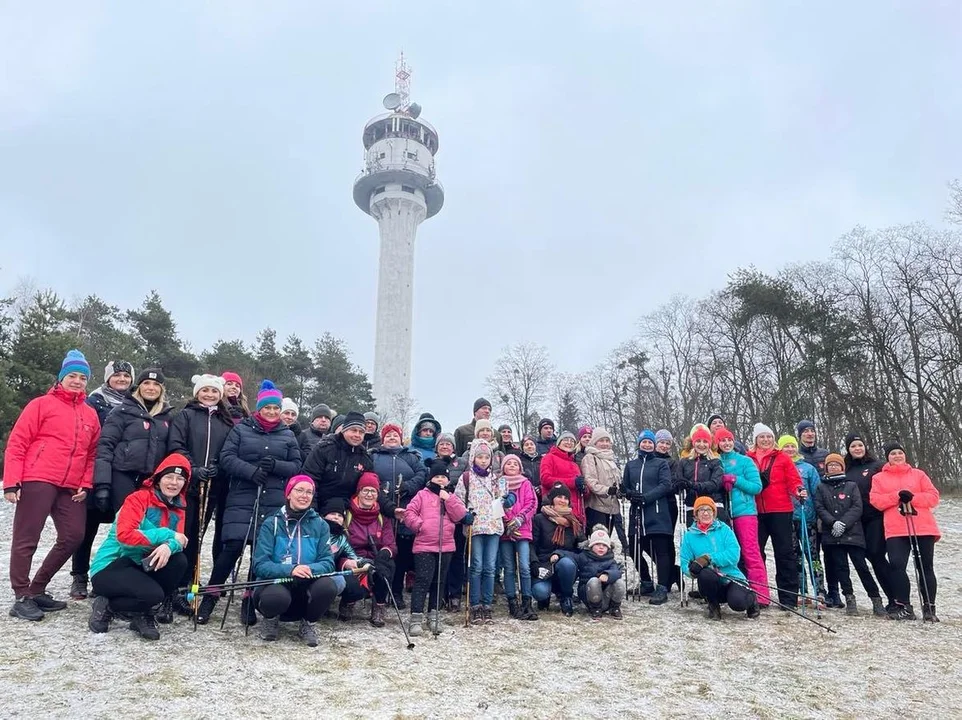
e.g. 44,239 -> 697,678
715,427 -> 768,605
778,435 -> 826,604
251,475 -> 338,646
681,496 -> 760,621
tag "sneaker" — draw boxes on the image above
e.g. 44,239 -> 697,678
9,596 -> 45,622
470,605 -> 484,625
156,596 -> 174,624
560,597 -> 574,617
260,615 -> 280,641
407,612 -> 424,636
707,603 -> 722,621
129,613 -> 160,641
892,603 -> 916,621
31,592 -> 67,612
298,619 -> 319,647
608,602 -> 623,619
195,595 -> 218,625
88,595 -> 112,633
482,605 -> 494,624
70,574 -> 89,600
649,585 -> 669,606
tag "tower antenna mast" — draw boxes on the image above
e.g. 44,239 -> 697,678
395,52 -> 411,110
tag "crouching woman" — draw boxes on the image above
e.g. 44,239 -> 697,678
87,454 -> 191,640
681,496 -> 760,621
251,475 -> 338,646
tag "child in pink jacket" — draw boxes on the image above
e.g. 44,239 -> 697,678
499,454 -> 539,621
403,460 -> 467,636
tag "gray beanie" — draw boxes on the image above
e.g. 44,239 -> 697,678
363,411 -> 380,427
654,429 -> 674,445
311,403 -> 334,421
436,432 -> 456,450
556,431 -> 577,447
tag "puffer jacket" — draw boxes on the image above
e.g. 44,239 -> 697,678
581,447 -> 621,515
371,445 -> 426,536
621,451 -> 674,536
520,452 -> 542,494
845,454 -> 883,523
531,511 -> 585,563
252,505 -> 335,580
748,449 -> 802,514
404,486 -> 467,553
297,426 -> 327,459
792,458 -> 821,524
718,450 -> 761,519
166,400 -> 235,472
680,519 -> 745,582
455,468 -> 508,537
218,417 -> 301,543
870,462 -> 941,540
502,477 -> 538,541
2,386 -> 100,492
673,452 -> 725,511
300,434 -> 374,508
87,386 -> 126,426
798,444 -> 830,478
345,503 -> 396,560
814,473 -> 865,547
540,446 -> 588,523
573,549 -> 622,584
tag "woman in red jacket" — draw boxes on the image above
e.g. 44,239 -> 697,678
3,350 -> 101,621
747,423 -> 804,607
540,432 -> 588,525
870,442 -> 941,622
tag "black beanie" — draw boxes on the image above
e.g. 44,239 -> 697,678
538,418 -> 555,432
428,460 -> 449,480
136,368 -> 166,386
547,482 -> 571,503
473,397 -> 491,413
319,498 -> 346,517
882,441 -> 905,459
311,404 -> 334,421
331,414 -> 346,433
341,412 -> 365,431
844,433 -> 864,451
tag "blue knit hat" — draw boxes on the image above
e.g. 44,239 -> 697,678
58,349 -> 91,382
255,380 -> 283,411
796,419 -> 816,436
637,429 -> 657,446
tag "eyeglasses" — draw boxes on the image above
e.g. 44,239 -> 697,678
290,488 -> 314,497
358,488 -> 379,495
695,507 -> 714,514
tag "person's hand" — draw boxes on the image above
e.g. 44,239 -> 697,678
505,517 -> 522,537
251,469 -> 268,486
193,466 -> 212,482
722,474 -> 736,493
4,488 -> 20,504
394,508 -> 405,520
606,486 -> 618,497
697,554 -> 711,566
503,492 -> 517,509
831,521 -> 845,538
550,553 -> 560,564
797,487 -> 808,500
688,560 -> 704,576
439,489 -> 450,501
575,476 -> 586,493
259,457 -> 276,473
94,487 -> 111,513
292,564 -> 313,579
343,559 -> 358,570
71,489 -> 87,503
599,573 -> 609,583
898,490 -> 914,504
174,532 -> 189,548
462,512 -> 475,526
146,544 -> 172,570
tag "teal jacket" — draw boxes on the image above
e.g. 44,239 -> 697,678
253,506 -> 335,580
792,459 -> 820,524
680,519 -> 745,583
719,450 -> 762,518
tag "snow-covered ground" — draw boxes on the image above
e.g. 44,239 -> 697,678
1,501 -> 959,719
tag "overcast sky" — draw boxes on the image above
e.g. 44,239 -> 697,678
2,2 -> 960,431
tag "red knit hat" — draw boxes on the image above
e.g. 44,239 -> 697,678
690,426 -> 712,444
380,423 -> 403,442
713,427 -> 734,444
356,472 -> 380,494
221,371 -> 243,387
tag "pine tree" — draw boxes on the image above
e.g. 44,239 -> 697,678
127,291 -> 199,404
308,333 -> 375,414
556,388 -> 581,436
282,334 -> 314,411
200,339 -> 257,391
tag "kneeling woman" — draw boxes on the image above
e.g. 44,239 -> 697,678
251,476 -> 338,646
681,496 -> 760,621
530,483 -> 586,617
87,454 -> 191,640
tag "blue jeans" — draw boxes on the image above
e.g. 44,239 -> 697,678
531,556 -> 577,602
499,539 -> 532,598
470,533 -> 500,606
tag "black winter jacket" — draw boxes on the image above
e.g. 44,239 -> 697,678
799,444 -> 830,478
814,473 -> 865,547
371,446 -> 426,535
531,512 -> 585,563
298,427 -> 327,459
94,394 -> 173,493
218,417 -> 301,543
520,453 -> 542,497
622,451 -> 674,536
167,400 -> 235,500
87,387 -> 126,427
301,434 -> 374,509
673,453 -> 725,510
844,454 -> 883,523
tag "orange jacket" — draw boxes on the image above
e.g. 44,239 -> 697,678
870,462 -> 941,540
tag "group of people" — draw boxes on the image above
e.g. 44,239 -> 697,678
3,350 -> 942,646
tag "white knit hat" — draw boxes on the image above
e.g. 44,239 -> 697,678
752,422 -> 774,442
281,397 -> 299,416
588,528 -> 612,549
191,373 -> 225,398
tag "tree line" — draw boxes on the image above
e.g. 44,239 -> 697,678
0,288 -> 374,469
488,185 -> 962,489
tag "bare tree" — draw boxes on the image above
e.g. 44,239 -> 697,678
486,343 -> 553,436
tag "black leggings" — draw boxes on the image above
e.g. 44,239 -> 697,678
864,516 -> 896,603
695,569 -> 755,611
178,496 -> 218,588
392,535 -> 415,597
586,508 -> 628,548
71,507 -> 115,576
91,554 -> 187,614
411,551 -> 452,613
887,535 -> 937,605
757,512 -> 798,604
630,533 -> 673,588
824,544 -> 880,598
254,578 -> 339,622
207,539 -> 246,589
445,530 -> 466,600
340,566 -> 392,605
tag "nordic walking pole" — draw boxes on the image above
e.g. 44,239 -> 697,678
433,497 -> 445,638
242,487 -> 264,638
902,501 -> 932,615
191,474 -> 212,632
184,567 -> 369,597
385,582 -> 416,650
221,486 -> 261,631
709,569 -> 837,634
678,492 -> 688,608
463,523 -> 473,627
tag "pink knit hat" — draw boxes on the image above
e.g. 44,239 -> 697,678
285,474 -> 315,498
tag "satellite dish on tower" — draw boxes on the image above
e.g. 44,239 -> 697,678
382,93 -> 402,111
407,102 -> 422,119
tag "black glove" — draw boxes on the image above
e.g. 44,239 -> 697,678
259,457 -> 276,473
898,489 -> 914,503
688,560 -> 704,576
606,486 -> 618,497
251,469 -> 268,486
575,476 -> 586,493
192,466 -> 211,482
374,548 -> 393,578
94,487 -> 111,514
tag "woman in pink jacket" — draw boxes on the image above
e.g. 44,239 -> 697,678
499,454 -> 539,621
870,442 -> 941,622
403,460 -> 467,636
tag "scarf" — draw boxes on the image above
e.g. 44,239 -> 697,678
541,505 -> 583,546
697,521 -> 712,532
326,519 -> 344,536
472,463 -> 490,477
96,385 -> 126,408
586,446 -> 616,462
349,495 -> 382,523
286,503 -> 309,520
503,472 -> 525,492
253,412 -> 281,433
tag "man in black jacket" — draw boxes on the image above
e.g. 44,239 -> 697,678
299,403 -> 334,458
301,411 -> 374,508
534,418 -> 557,456
454,398 -> 491,456
796,419 -> 829,478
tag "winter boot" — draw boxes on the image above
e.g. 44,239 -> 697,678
172,594 -> 193,617
370,603 -> 386,628
521,596 -> 539,621
507,597 -> 521,619
871,596 -> 887,617
649,585 -> 669,606
707,603 -> 722,621
260,615 -> 280,641
195,595 -> 218,625
129,613 -> 161,641
608,602 -> 623,619
825,592 -> 844,609
156,596 -> 174,624
923,604 -> 940,623
470,605 -> 484,625
446,596 -> 461,614
240,595 -> 258,626
9,597 -> 44,622
70,573 -> 89,600
688,589 -> 704,602
891,603 -> 916,621
639,580 -> 655,596
747,596 -> 761,619
408,612 -> 425,636
428,610 -> 443,634
537,598 -> 550,612
298,619 -> 319,647
338,601 -> 355,622
844,594 -> 858,616
31,592 -> 67,612
560,596 -> 574,617
88,595 -> 113,633
482,605 -> 494,624
588,604 -> 604,620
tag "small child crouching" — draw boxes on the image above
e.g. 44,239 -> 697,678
575,527 -> 626,619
